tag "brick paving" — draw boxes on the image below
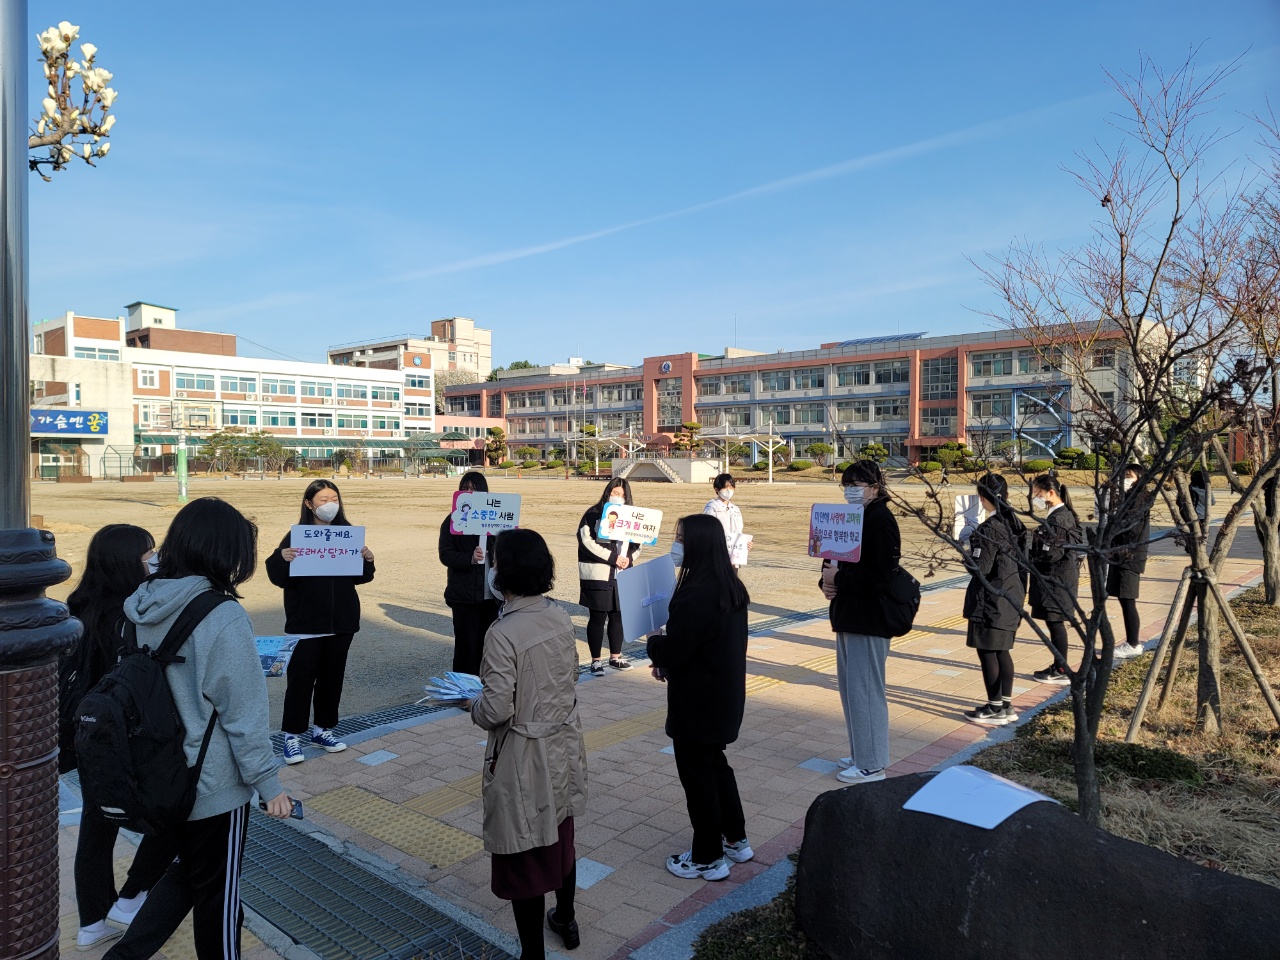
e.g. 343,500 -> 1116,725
58,541 -> 1263,960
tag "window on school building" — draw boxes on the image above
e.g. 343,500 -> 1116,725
723,373 -> 751,394
176,372 -> 215,391
873,398 -> 907,421
404,403 -> 432,418
1017,348 -> 1060,374
919,357 -> 957,400
919,407 -> 957,437
336,383 -> 368,399
759,369 -> 791,392
795,403 -> 825,424
1017,389 -> 1058,417
406,374 -> 430,389
337,414 -> 368,429
971,392 -> 1013,419
761,404 -> 791,426
372,415 -> 399,430
1092,347 -> 1116,369
262,378 -> 296,396
793,367 -> 826,390
73,346 -> 121,361
836,363 -> 871,387
624,382 -> 644,402
224,409 -> 257,427
263,411 -> 297,427
220,375 -> 257,394
301,380 -> 333,397
301,413 -> 333,428
873,359 -> 910,384
488,394 -> 502,417
371,385 -> 400,401
723,406 -> 751,427
657,377 -> 683,428
970,351 -> 1013,377
836,399 -> 870,423
697,377 -> 722,397
138,368 -> 157,388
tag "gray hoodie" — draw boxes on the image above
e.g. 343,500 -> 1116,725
124,575 -> 283,821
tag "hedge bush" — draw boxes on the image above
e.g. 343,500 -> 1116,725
1075,453 -> 1103,469
1023,459 -> 1055,473
1233,460 -> 1254,475
521,459 -> 540,468
787,459 -> 814,471
835,461 -> 853,473
544,459 -> 565,469
498,460 -> 516,469
919,461 -> 942,472
753,460 -> 770,471
1055,447 -> 1085,466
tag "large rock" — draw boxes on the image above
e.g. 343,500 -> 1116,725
795,772 -> 1280,960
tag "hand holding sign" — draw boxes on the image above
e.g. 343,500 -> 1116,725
598,504 -> 663,546
451,491 -> 522,537
615,554 -> 677,643
289,525 -> 366,576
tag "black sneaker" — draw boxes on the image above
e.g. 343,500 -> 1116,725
608,656 -> 633,670
1032,665 -> 1070,686
546,908 -> 580,950
964,703 -> 1011,726
589,660 -> 606,675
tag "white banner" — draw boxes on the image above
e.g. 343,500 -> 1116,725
289,525 -> 366,576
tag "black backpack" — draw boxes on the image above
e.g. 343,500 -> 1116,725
75,591 -> 234,835
878,566 -> 921,638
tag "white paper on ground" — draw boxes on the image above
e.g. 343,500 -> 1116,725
901,765 -> 1058,830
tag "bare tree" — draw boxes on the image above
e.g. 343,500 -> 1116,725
433,367 -> 480,414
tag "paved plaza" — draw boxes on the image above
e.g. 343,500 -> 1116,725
57,538 -> 1264,960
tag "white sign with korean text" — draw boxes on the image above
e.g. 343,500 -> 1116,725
289,525 -> 365,577
807,504 -> 864,563
597,504 -> 662,547
450,491 -> 522,537
615,553 -> 678,644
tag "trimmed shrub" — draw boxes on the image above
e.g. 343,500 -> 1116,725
753,460 -> 770,471
919,461 -> 942,473
1075,453 -> 1103,470
544,459 -> 565,469
1233,460 -> 1254,475
497,460 -> 516,469
522,459 -> 540,468
1023,459 -> 1055,473
788,459 -> 814,471
835,461 -> 853,473
1055,447 -> 1085,466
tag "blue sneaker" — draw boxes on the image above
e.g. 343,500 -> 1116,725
311,728 -> 347,753
282,735 -> 305,765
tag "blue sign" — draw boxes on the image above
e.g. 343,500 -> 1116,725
30,410 -> 109,435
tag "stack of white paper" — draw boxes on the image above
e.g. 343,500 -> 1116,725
419,672 -> 483,706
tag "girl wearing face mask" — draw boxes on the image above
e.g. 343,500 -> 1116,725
819,461 -> 900,784
438,471 -> 500,675
961,474 -> 1028,725
577,478 -> 641,674
1106,464 -> 1152,660
1028,474 -> 1082,686
703,473 -> 750,569
267,480 -> 376,765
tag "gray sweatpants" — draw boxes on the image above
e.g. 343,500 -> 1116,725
835,632 -> 891,772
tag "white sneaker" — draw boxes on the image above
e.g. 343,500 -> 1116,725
722,837 -> 754,863
836,766 -> 886,785
1113,642 -> 1146,661
77,922 -> 123,950
665,850 -> 731,881
107,891 -> 147,927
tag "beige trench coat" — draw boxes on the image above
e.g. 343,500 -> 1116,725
470,594 -> 588,855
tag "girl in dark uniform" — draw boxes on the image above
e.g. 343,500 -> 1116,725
1028,474 -> 1083,685
576,478 -> 641,674
1107,464 -> 1152,660
962,474 -> 1027,725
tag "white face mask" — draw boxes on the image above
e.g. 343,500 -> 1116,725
313,501 -> 340,522
145,552 -> 160,575
608,493 -> 626,505
1032,496 -> 1048,511
843,485 -> 866,505
486,563 -> 500,598
670,542 -> 684,566
718,488 -> 734,501
1123,478 -> 1135,491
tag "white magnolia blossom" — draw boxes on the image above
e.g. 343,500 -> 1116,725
28,23 -> 116,179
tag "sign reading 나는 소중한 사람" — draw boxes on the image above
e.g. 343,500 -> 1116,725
289,525 -> 366,576
450,491 -> 522,537
807,503 -> 865,563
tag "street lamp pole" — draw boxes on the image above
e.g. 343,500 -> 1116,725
0,3 -> 83,958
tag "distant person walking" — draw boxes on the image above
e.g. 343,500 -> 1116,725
1107,464 -> 1152,660
439,471 -> 500,675
64,524 -> 178,950
648,515 -> 752,881
1029,474 -> 1083,686
266,480 -> 375,765
703,472 -> 750,568
577,478 -> 641,674
104,498 -> 292,960
961,474 -> 1028,725
468,529 -> 587,960
820,460 -> 900,784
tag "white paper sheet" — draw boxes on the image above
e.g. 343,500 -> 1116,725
729,533 -> 752,567
901,765 -> 1058,830
615,553 -> 678,644
289,525 -> 366,576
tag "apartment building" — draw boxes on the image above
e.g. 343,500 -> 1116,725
30,303 -> 438,475
442,331 -> 1130,464
328,316 -> 493,378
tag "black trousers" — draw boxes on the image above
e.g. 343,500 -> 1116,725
672,739 -> 747,865
75,806 -> 178,925
282,633 -> 354,734
510,863 -> 576,960
105,804 -> 249,960
586,608 -> 624,659
450,601 -> 499,675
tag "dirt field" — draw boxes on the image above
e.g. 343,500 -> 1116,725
30,471 -> 1194,726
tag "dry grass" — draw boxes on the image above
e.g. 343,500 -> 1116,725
972,584 -> 1280,888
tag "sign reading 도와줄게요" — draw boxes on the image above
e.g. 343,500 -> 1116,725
450,491 -> 522,537
289,525 -> 366,576
597,504 -> 662,547
807,503 -> 865,563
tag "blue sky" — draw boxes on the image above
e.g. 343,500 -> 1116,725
27,1 -> 1280,368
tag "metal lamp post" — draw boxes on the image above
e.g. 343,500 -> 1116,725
0,4 -> 83,957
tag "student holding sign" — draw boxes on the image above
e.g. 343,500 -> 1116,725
577,478 -> 642,674
647,515 -> 752,882
265,481 -> 375,766
819,461 -> 899,785
438,471 -> 501,675
703,473 -> 751,569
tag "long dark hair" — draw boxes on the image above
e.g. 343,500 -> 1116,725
157,498 -> 258,598
67,523 -> 155,654
673,514 -> 749,613
459,471 -> 488,493
297,479 -> 351,526
598,477 -> 633,506
841,460 -> 888,500
1032,473 -> 1079,520
976,473 -> 1026,538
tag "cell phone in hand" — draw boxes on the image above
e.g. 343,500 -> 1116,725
259,797 -> 304,820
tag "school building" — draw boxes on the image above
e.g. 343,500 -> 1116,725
441,329 -> 1131,465
28,302 -> 446,478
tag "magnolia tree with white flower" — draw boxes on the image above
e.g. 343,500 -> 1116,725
27,21 -> 116,181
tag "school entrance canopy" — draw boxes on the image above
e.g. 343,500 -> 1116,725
696,425 -> 790,482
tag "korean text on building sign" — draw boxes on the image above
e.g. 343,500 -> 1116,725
289,524 -> 366,576
807,503 -> 865,563
598,505 -> 663,547
30,410 -> 108,435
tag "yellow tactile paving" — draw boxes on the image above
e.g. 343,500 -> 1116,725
309,785 -> 483,868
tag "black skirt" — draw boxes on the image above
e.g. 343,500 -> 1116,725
578,579 -> 619,613
1106,565 -> 1142,600
966,619 -> 1016,652
491,816 -> 575,901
